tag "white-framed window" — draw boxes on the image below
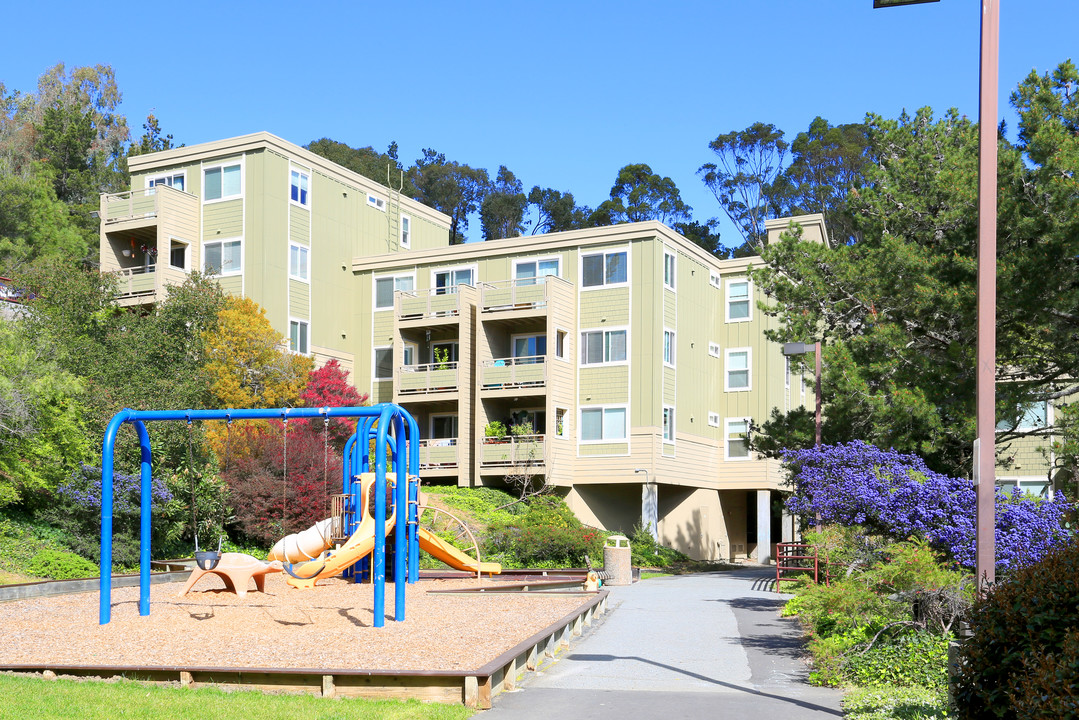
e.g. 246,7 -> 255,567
510,407 -> 546,434
430,414 -> 458,439
709,270 -> 721,289
432,266 -> 474,294
997,401 -> 1050,431
663,251 -> 676,290
708,412 -> 720,427
555,329 -> 569,360
203,162 -> 242,202
367,193 -> 386,211
402,342 -> 417,367
580,328 -> 628,365
662,406 -> 675,443
663,329 -> 675,367
203,238 -> 242,276
725,348 -> 751,392
725,418 -> 751,461
400,213 -> 411,248
373,346 -> 393,380
148,171 -> 185,193
168,237 -> 189,272
579,405 -> 627,443
289,319 -> 309,355
726,278 -> 751,322
555,408 -> 568,437
289,243 -> 309,281
374,273 -> 415,310
708,342 -> 721,358
290,168 -> 310,207
515,257 -> 560,284
512,333 -> 547,359
997,477 -> 1051,498
581,249 -> 628,289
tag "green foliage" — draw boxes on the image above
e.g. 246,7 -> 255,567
526,186 -> 594,235
629,523 -> 690,567
480,165 -> 526,241
0,163 -> 85,265
593,163 -> 692,226
0,673 -> 475,720
305,137 -> 417,196
953,540 -> 1079,719
409,148 -> 489,244
844,632 -> 950,689
422,485 -> 520,526
483,497 -> 603,568
24,548 -> 97,580
484,420 -> 507,439
844,685 -> 951,720
0,514 -> 92,580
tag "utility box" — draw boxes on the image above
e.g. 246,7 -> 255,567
603,535 -> 632,586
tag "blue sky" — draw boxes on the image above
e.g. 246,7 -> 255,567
3,1 -> 1075,243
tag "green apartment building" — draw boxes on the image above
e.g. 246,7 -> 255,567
99,132 -> 831,563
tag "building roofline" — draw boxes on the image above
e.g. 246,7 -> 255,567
352,220 -> 766,274
126,131 -> 452,228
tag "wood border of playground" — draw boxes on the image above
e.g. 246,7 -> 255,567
0,577 -> 609,708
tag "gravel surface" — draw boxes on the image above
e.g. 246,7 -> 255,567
0,574 -> 590,672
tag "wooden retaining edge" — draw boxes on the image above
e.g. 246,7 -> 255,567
0,589 -> 610,709
0,572 -> 190,603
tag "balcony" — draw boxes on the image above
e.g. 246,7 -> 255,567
480,356 -> 547,391
115,265 -> 158,300
101,188 -> 161,225
396,362 -> 459,396
480,435 -> 546,468
397,288 -> 463,323
480,278 -> 554,313
419,438 -> 459,470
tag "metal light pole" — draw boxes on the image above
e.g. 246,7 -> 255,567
873,0 -> 998,590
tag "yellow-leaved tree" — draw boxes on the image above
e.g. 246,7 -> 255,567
203,296 -> 312,409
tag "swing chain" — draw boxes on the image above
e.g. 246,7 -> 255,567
186,416 -> 196,543
281,414 -> 289,534
322,412 -> 330,515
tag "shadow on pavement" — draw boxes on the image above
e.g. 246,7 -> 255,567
565,653 -> 842,717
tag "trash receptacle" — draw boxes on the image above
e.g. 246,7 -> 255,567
603,534 -> 632,586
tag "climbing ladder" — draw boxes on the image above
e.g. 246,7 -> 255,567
386,164 -> 404,252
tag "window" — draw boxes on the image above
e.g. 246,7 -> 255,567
367,193 -> 386,211
726,348 -> 751,391
431,342 -> 458,364
663,329 -> 675,367
555,408 -> 567,437
515,258 -> 560,284
400,214 -> 411,248
997,401 -> 1049,431
726,418 -> 750,460
374,274 -> 415,309
998,478 -> 1050,498
148,172 -> 184,193
664,251 -> 676,290
726,279 -> 751,322
433,267 -> 473,294
709,270 -> 721,289
374,347 -> 393,379
402,342 -> 417,367
663,406 -> 675,442
511,408 -> 546,434
708,342 -> 721,358
290,169 -> 310,207
581,329 -> 627,365
289,244 -> 309,281
168,238 -> 189,271
556,330 -> 568,359
580,406 -> 627,442
513,334 -> 547,360
203,239 -> 242,275
289,320 -> 308,355
431,415 -> 458,439
581,250 -> 627,288
203,163 -> 241,202
708,412 -> 720,427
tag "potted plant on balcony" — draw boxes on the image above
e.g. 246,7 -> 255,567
484,421 -> 508,442
433,346 -> 450,371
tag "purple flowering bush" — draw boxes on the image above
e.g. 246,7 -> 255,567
784,441 -> 1074,571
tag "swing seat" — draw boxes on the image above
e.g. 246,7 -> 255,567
194,550 -> 222,571
178,553 -> 283,598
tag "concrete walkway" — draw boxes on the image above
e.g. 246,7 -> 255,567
484,567 -> 843,719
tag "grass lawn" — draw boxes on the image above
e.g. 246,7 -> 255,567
0,674 -> 476,720
842,685 -> 950,720
639,571 -> 672,579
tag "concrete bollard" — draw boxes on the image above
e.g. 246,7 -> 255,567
603,534 -> 632,586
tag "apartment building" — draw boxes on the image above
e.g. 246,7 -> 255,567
98,132 -> 824,562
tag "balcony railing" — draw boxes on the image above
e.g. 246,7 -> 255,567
480,356 -> 547,390
102,189 -> 159,223
480,434 -> 546,468
480,278 -> 553,312
115,265 -> 158,296
419,438 -> 459,469
396,362 -> 459,395
397,288 -> 462,321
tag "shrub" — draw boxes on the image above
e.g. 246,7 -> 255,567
953,540 -> 1079,719
844,631 -> 950,688
25,549 -> 98,580
483,497 -> 603,567
629,524 -> 690,567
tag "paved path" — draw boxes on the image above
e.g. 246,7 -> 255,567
484,567 -> 843,719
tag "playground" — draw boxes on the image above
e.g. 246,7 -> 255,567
0,403 -> 606,707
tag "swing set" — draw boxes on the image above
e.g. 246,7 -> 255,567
98,403 -> 419,628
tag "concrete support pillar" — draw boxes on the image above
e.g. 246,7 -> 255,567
642,483 -> 658,541
757,490 -> 772,565
781,505 -> 795,543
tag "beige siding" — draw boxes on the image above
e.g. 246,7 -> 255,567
289,204 -> 310,241
580,366 -> 629,404
579,288 -> 630,327
578,442 -> 630,457
217,275 -> 242,295
289,279 -> 310,318
202,200 -> 243,240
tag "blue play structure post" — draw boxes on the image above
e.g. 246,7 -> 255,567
98,404 -> 419,626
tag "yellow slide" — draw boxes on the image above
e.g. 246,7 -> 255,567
283,513 -> 390,589
417,527 -> 501,575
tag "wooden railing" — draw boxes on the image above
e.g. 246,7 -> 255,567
480,278 -> 553,312
397,288 -> 462,321
480,355 -> 547,389
396,362 -> 459,395
419,438 -> 459,469
480,434 -> 546,468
